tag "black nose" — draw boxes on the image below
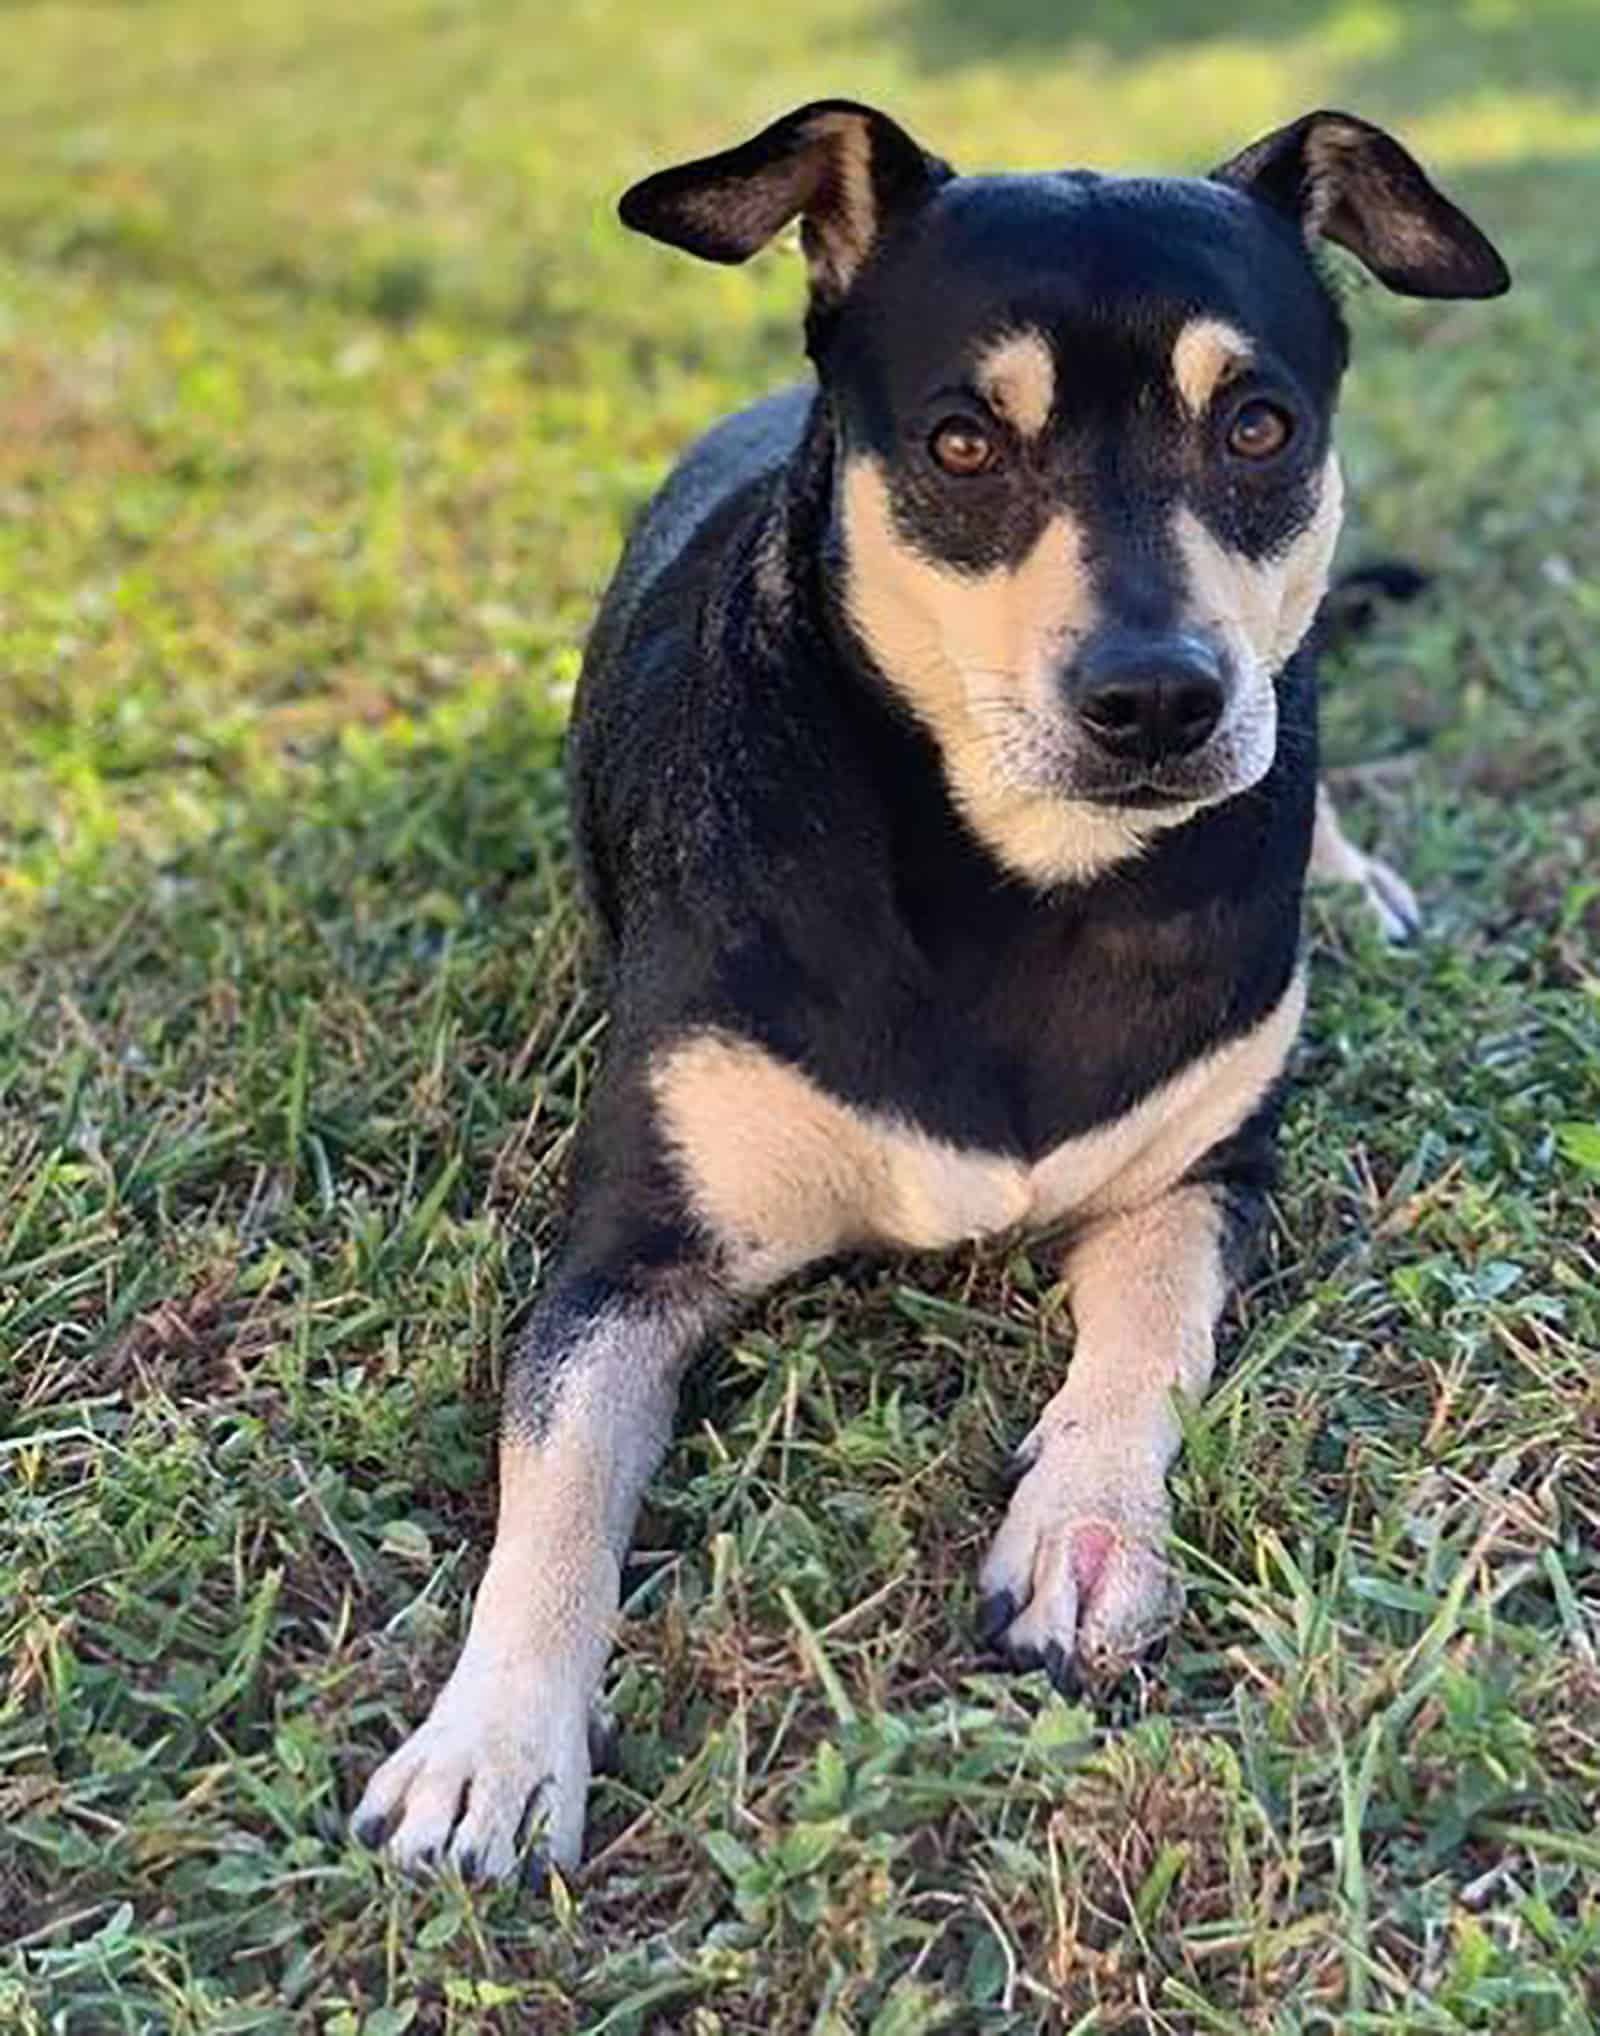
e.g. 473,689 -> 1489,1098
1074,635 -> 1227,764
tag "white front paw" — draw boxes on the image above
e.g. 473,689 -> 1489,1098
353,1647 -> 593,1882
978,1423 -> 1180,1689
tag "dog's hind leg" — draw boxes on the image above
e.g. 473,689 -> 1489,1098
1310,780 -> 1420,940
352,1261 -> 722,1881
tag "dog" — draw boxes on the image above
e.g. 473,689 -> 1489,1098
352,102 -> 1507,1882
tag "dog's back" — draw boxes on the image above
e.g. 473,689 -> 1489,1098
596,387 -> 810,653
568,387 -> 810,957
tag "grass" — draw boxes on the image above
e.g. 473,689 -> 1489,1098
2,0 -> 1599,2029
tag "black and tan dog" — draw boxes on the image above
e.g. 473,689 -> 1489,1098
353,103 -> 1507,1880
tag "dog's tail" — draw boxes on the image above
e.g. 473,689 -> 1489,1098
1320,560 -> 1430,651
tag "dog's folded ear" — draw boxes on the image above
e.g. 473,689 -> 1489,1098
1211,111 -> 1509,299
618,100 -> 952,304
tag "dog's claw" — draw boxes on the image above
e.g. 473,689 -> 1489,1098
978,1429 -> 1180,1696
1364,856 -> 1421,942
1044,1640 -> 1082,1700
976,1588 -> 1017,1648
587,1707 -> 621,1777
352,1651 -> 592,1883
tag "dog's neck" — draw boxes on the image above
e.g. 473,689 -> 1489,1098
740,391 -> 924,720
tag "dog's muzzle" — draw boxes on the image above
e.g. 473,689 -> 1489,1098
1067,630 -> 1230,770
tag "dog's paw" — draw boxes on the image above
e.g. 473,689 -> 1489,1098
352,1648 -> 593,1882
977,1425 -> 1179,1689
1348,848 -> 1420,943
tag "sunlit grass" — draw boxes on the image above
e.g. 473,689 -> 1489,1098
3,2 -> 1598,2030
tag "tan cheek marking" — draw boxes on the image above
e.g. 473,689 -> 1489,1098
1277,454 -> 1345,666
841,459 -> 1096,708
1174,453 -> 1343,673
1171,316 -> 1254,416
842,458 -> 1155,888
976,330 -> 1056,438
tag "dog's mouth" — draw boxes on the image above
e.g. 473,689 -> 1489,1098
1063,757 -> 1245,814
998,742 -> 1250,817
1078,779 -> 1202,811
978,685 -> 1276,821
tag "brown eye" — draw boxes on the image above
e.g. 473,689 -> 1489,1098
1226,399 -> 1294,461
929,417 -> 997,476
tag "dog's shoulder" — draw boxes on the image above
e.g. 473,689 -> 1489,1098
568,388 -> 827,941
581,385 -> 812,694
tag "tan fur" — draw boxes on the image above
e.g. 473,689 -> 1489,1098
976,330 -> 1056,437
1302,120 -> 1366,244
651,968 -> 1304,1288
1173,453 -> 1344,792
354,1308 -> 692,1874
1176,452 -> 1343,676
1030,965 -> 1305,1221
1052,1185 -> 1228,1446
1310,781 -> 1372,889
980,1183 -> 1230,1660
801,111 -> 877,295
1310,781 -> 1420,938
1170,316 -> 1254,416
670,109 -> 878,297
842,457 -> 1188,886
649,1030 -> 1027,1284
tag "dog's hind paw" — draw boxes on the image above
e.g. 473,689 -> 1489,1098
1349,849 -> 1421,943
1310,786 -> 1421,942
352,1647 -> 592,1883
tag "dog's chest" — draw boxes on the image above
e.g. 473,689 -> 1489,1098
651,968 -> 1303,1288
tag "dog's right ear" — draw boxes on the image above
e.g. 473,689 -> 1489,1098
618,101 -> 952,306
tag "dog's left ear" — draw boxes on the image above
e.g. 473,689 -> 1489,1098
1212,111 -> 1509,299
618,100 -> 952,306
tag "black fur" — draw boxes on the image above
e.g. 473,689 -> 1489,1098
348,108 -> 1512,1884
566,109 -> 1505,1284
1211,110 -> 1509,300
568,380 -> 1306,1262
566,180 -> 1339,1260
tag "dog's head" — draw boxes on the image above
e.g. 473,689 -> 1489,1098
621,106 -> 1507,882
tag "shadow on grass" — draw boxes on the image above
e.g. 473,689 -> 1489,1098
890,0 -> 1600,114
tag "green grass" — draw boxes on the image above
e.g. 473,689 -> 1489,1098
3,0 -> 1599,2029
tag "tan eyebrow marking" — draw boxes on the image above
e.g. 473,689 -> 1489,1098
975,330 -> 1056,438
1171,316 -> 1255,416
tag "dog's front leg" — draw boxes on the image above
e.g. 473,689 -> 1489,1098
353,1273 -> 716,1880
980,1183 -> 1242,1685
